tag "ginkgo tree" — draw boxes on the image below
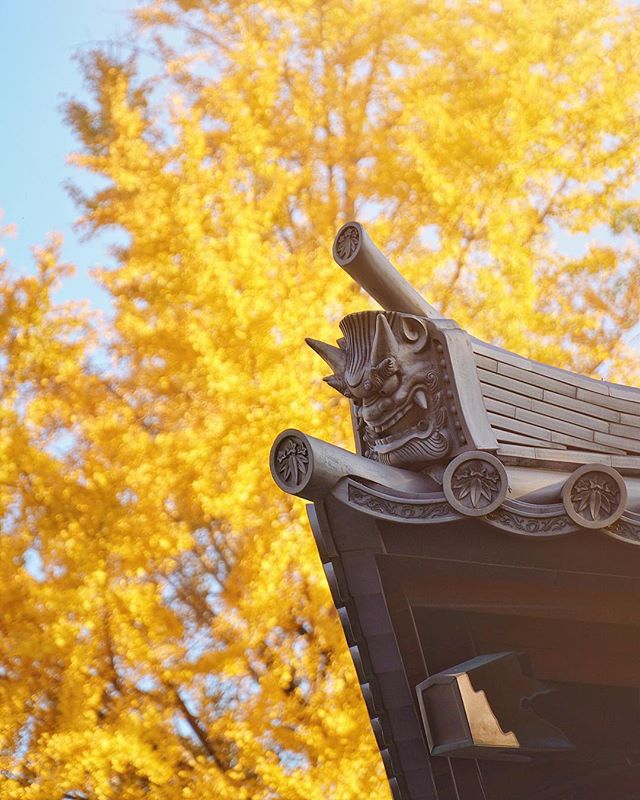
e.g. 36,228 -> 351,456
2,0 -> 640,798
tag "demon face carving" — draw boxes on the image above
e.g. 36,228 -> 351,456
307,311 -> 450,470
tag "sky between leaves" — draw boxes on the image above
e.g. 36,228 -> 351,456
0,1 -> 135,312
2,0 -> 639,345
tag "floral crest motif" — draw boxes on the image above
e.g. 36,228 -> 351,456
571,475 -> 618,522
276,439 -> 309,487
452,462 -> 500,509
443,451 -> 508,517
561,465 -> 627,529
335,224 -> 360,262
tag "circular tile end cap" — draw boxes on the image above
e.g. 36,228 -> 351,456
270,429 -> 314,496
443,451 -> 508,517
561,464 -> 627,529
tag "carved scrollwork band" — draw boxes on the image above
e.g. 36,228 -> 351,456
341,461 -> 640,546
347,484 -> 457,522
606,514 -> 640,544
484,504 -> 574,536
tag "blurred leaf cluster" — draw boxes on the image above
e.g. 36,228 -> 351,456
2,1 -> 640,798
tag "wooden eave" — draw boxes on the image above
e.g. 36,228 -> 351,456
308,487 -> 640,800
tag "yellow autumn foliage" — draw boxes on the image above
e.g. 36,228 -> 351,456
1,1 -> 640,798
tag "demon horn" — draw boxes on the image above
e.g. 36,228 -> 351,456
305,338 -> 346,376
371,314 -> 398,366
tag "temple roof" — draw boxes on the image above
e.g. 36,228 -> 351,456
270,222 -> 640,800
473,337 -> 640,473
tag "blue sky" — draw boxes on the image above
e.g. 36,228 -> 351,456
1,2 -> 637,354
0,1 -> 135,311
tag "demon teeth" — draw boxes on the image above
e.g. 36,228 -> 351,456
370,404 -> 411,434
373,417 -> 433,447
414,389 -> 428,409
373,419 -> 435,453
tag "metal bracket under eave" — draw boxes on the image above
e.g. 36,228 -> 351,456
416,652 -> 574,761
416,651 -> 640,763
